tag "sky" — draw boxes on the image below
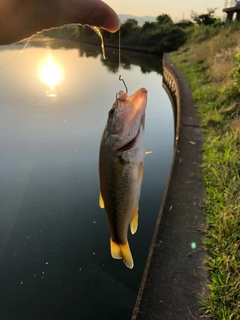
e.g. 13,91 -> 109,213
106,0 -> 228,21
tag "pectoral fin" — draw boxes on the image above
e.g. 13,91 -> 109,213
130,207 -> 138,235
110,238 -> 134,269
99,192 -> 105,209
145,151 -> 152,155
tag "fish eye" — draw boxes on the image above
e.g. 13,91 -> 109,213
108,108 -> 115,116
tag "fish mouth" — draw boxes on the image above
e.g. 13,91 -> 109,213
116,127 -> 141,153
126,88 -> 147,129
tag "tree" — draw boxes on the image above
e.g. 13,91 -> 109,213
152,25 -> 187,52
122,19 -> 138,29
175,19 -> 194,28
142,21 -> 156,31
156,14 -> 173,25
191,8 -> 218,26
120,19 -> 139,37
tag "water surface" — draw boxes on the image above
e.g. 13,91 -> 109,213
0,37 -> 174,320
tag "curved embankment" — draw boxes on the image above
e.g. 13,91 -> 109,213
131,53 -> 209,320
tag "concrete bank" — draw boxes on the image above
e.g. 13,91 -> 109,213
131,53 -> 209,320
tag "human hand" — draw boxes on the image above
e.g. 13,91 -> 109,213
0,0 -> 120,45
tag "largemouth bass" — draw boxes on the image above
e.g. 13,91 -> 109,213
99,88 -> 147,269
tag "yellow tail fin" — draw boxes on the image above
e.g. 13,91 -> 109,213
110,238 -> 134,269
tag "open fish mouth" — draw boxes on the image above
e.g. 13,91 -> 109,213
116,127 -> 141,153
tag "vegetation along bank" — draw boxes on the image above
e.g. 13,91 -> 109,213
171,22 -> 240,319
44,9 -> 226,53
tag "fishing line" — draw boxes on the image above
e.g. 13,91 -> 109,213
118,27 -> 128,94
89,26 -> 106,59
0,35 -> 32,70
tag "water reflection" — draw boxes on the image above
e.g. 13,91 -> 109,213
16,35 -> 163,75
39,56 -> 63,97
78,43 -> 163,75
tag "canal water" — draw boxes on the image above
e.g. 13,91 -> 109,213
0,37 -> 174,320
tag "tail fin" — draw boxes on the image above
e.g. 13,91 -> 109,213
110,238 -> 134,269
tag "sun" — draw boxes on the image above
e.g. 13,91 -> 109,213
39,56 -> 63,90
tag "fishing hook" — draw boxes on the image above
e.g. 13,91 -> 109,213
119,74 -> 128,94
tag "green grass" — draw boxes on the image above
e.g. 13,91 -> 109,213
171,25 -> 240,319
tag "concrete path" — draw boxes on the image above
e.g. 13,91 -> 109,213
132,54 -> 209,320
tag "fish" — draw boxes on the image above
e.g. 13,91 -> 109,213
99,88 -> 147,269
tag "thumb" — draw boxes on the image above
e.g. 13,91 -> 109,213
0,0 -> 120,45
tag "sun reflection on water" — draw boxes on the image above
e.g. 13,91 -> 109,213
39,56 -> 63,97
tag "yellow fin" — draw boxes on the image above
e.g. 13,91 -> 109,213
130,207 -> 138,235
145,151 -> 152,155
110,238 -> 122,259
120,242 -> 134,269
110,238 -> 134,269
99,192 -> 104,209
